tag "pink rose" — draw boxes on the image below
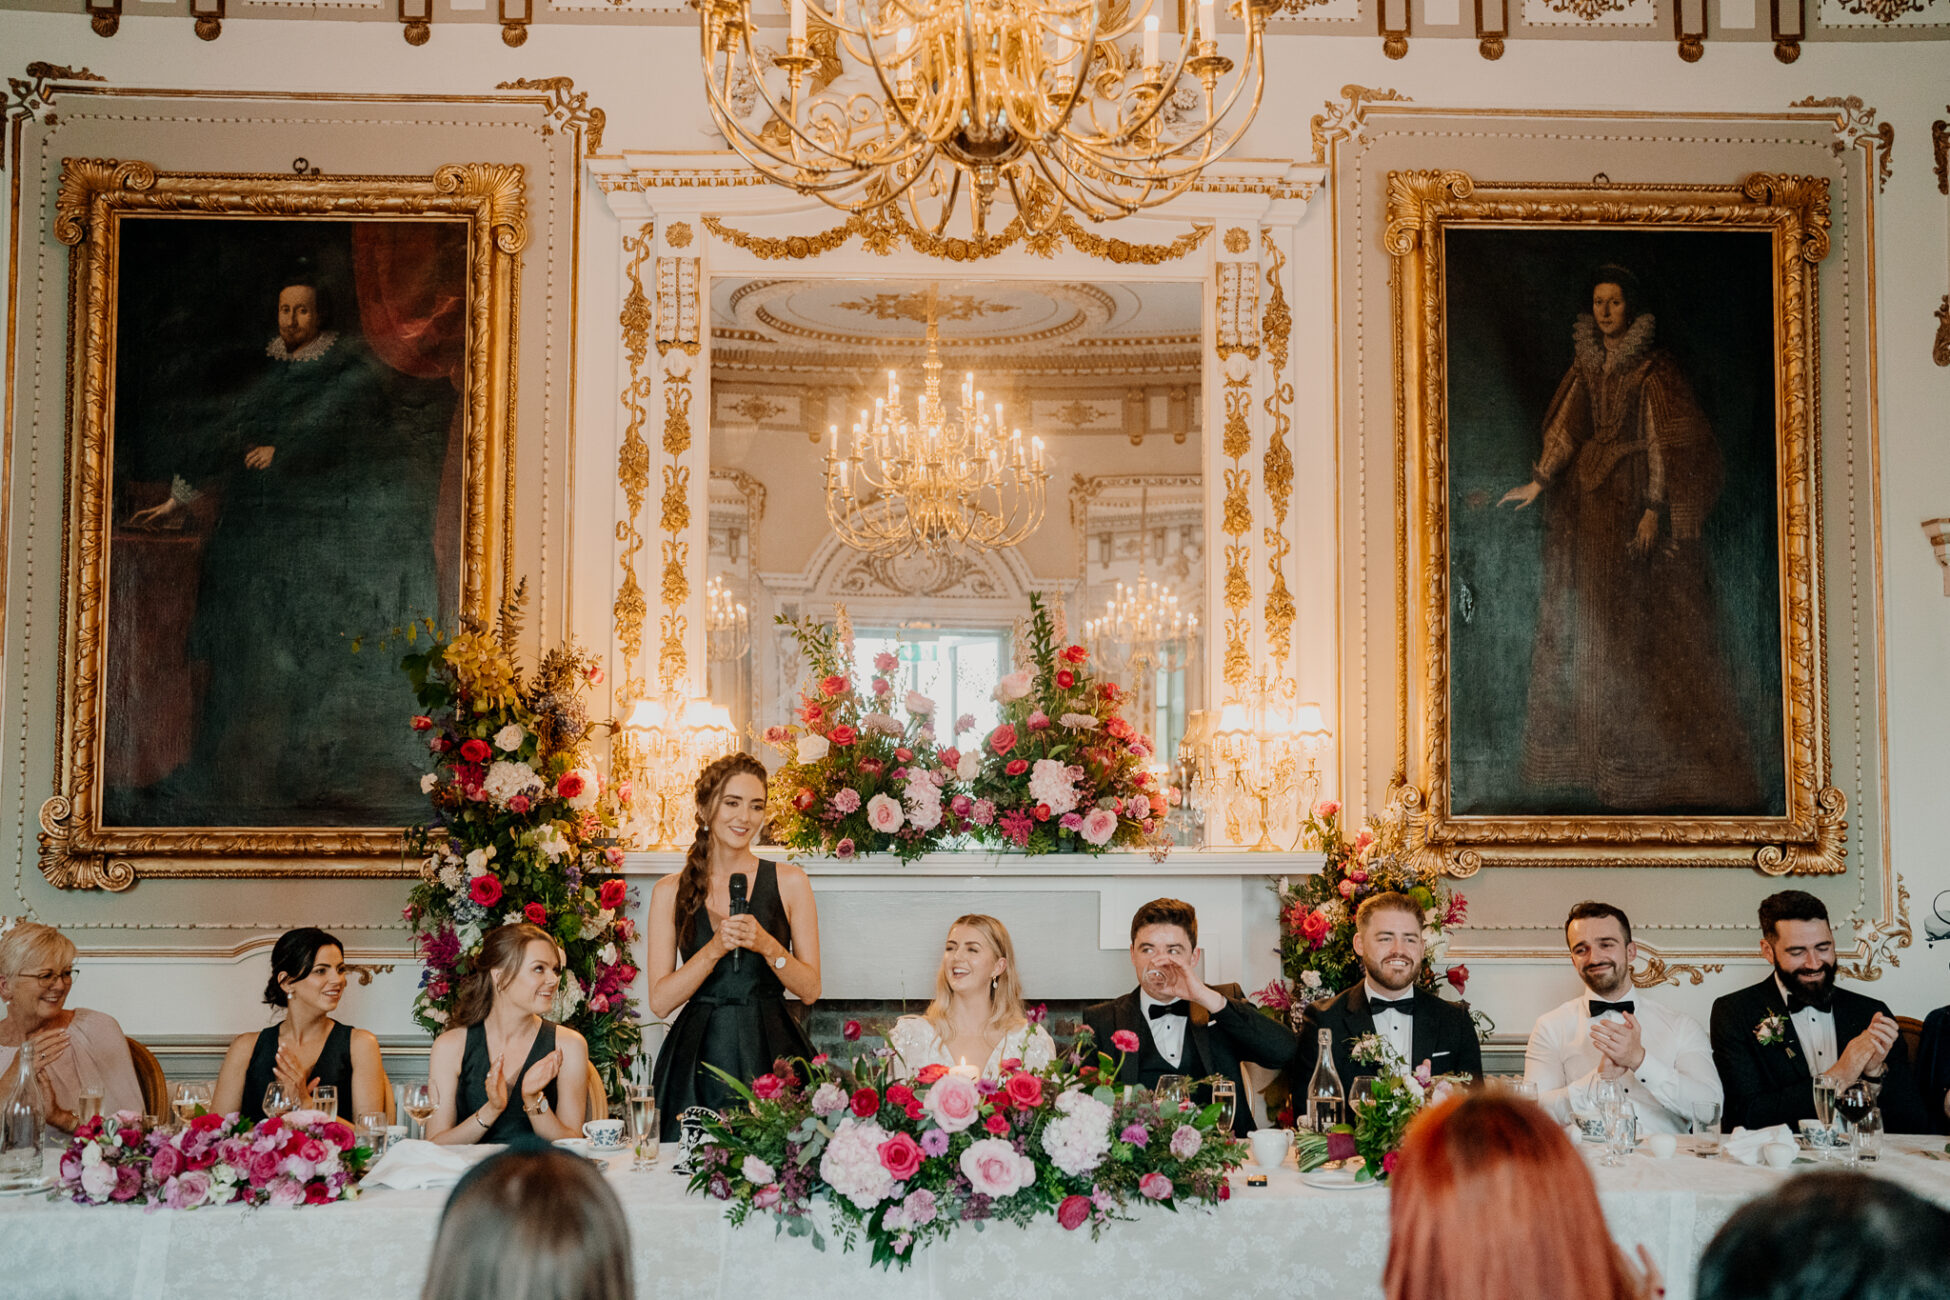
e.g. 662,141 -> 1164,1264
1028,710 -> 1051,730
866,793 -> 904,833
1382,1150 -> 1401,1176
754,1184 -> 782,1210
959,1137 -> 1034,1198
1057,1193 -> 1092,1231
266,1174 -> 306,1208
984,1112 -> 1011,1136
166,1169 -> 213,1209
1317,800 -> 1341,817
111,1163 -> 143,1201
877,1132 -> 923,1181
1139,1172 -> 1173,1201
922,1074 -> 982,1132
821,674 -> 849,697
843,1019 -> 863,1041
1111,1029 -> 1140,1054
753,1073 -> 785,1101
150,1142 -> 184,1181
411,715 -> 434,731
80,1160 -> 118,1201
1003,1073 -> 1043,1109
1338,879 -> 1358,899
249,1150 -> 282,1185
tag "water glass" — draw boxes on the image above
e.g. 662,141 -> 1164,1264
1348,1077 -> 1378,1115
1210,1080 -> 1238,1136
311,1085 -> 338,1119
1603,1109 -> 1637,1166
1692,1100 -> 1722,1154
356,1112 -> 389,1158
1852,1105 -> 1883,1163
1505,1079 -> 1538,1101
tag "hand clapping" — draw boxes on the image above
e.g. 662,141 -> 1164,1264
272,1043 -> 314,1105
520,1049 -> 563,1105
1590,1012 -> 1647,1073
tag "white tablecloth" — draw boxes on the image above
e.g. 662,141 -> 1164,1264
4,1138 -> 1947,1299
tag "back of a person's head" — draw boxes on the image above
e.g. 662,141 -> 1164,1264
422,1146 -> 633,1300
1697,1171 -> 1950,1300
1384,1091 -> 1640,1300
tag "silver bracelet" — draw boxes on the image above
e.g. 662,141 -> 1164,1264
473,1110 -> 492,1129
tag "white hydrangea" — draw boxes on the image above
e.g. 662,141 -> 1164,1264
536,826 -> 570,860
483,760 -> 542,806
465,846 -> 496,876
819,1117 -> 896,1209
1040,1088 -> 1113,1177
1027,759 -> 1081,816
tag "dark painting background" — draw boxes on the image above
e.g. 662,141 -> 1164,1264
104,217 -> 468,828
1443,227 -> 1786,817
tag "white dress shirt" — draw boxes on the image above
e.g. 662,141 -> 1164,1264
1524,990 -> 1722,1134
1365,982 -> 1416,1068
1139,991 -> 1188,1068
1776,976 -> 1839,1078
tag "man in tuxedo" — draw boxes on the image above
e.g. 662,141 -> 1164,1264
1292,892 -> 1483,1089
1082,897 -> 1296,1133
1525,901 -> 1721,1133
1710,890 -> 1931,1133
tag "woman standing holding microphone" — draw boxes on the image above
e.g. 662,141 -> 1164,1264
647,753 -> 821,1140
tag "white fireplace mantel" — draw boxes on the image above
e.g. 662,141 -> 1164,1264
621,850 -> 1323,1003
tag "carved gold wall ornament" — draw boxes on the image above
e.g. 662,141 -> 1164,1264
1629,946 -> 1726,989
700,208 -> 1212,266
1387,171 -> 1842,876
1259,232 -> 1296,684
494,77 -> 606,154
613,224 -> 656,709
2,61 -> 107,171
1793,95 -> 1894,192
1214,261 -> 1260,360
1934,116 -> 1947,194
656,256 -> 701,355
667,220 -> 694,249
41,159 -> 522,889
1839,872 -> 1911,981
1223,226 -> 1251,254
1310,85 -> 1411,167
1935,295 -> 1950,367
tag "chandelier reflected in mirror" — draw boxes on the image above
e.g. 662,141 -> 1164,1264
704,574 -> 751,662
824,284 -> 1050,557
698,0 -> 1280,237
1085,484 -> 1198,683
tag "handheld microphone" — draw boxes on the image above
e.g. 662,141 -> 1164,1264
727,873 -> 749,970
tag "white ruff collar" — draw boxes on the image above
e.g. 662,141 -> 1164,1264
266,329 -> 339,364
1573,312 -> 1656,375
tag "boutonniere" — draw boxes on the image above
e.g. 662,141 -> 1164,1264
1755,1012 -> 1797,1059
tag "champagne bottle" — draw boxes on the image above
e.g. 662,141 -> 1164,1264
0,1040 -> 46,1186
1305,1027 -> 1344,1133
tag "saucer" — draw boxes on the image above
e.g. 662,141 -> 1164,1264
1300,1164 -> 1377,1191
553,1138 -> 592,1154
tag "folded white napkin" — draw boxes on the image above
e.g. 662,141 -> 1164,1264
360,1139 -> 505,1189
1723,1125 -> 1796,1166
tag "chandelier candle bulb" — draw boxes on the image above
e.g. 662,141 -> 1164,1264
896,23 -> 914,79
1142,14 -> 1159,66
789,0 -> 806,43
1199,0 -> 1215,38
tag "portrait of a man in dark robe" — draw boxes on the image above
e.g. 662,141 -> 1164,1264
104,221 -> 467,828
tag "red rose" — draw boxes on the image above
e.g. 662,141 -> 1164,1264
987,724 -> 1017,757
821,674 -> 849,698
190,1111 -> 228,1134
1062,645 -> 1088,664
1056,669 -> 1076,689
469,875 -> 504,907
508,794 -> 531,814
850,1087 -> 880,1118
858,757 -> 883,776
877,1131 -> 924,1181
599,878 -> 628,910
1218,1181 -> 1231,1201
802,703 -> 825,724
459,737 -> 492,763
1301,909 -> 1332,944
940,747 -> 961,769
984,1111 -> 1011,1135
1100,682 -> 1118,700
1003,1073 -> 1043,1109
524,902 -> 547,926
753,1073 -> 785,1101
1445,963 -> 1470,993
1057,1194 -> 1092,1230
885,1084 -> 916,1109
894,748 -> 913,763
915,1063 -> 948,1085
1034,803 -> 1051,821
999,1059 -> 1022,1074
843,1019 -> 863,1041
1005,759 -> 1029,776
793,787 -> 817,811
557,770 -> 587,801
410,715 -> 434,731
829,725 -> 858,747
905,1101 -> 924,1120
1107,717 -> 1133,740
1383,1150 -> 1401,1176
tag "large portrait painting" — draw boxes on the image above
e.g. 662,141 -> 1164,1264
1388,171 -> 1844,875
40,161 -> 523,889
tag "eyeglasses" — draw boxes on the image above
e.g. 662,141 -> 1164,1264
18,968 -> 77,985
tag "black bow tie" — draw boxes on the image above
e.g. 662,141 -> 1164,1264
1589,1000 -> 1635,1017
1148,1000 -> 1190,1020
1371,998 -> 1414,1017
1786,990 -> 1832,1014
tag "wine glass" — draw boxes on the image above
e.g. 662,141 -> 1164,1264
402,1082 -> 436,1138
1348,1076 -> 1377,1116
1833,1082 -> 1874,1167
262,1080 -> 297,1120
173,1081 -> 212,1128
1209,1080 -> 1238,1136
1154,1075 -> 1192,1110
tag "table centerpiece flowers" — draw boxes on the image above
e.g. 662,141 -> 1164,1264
1334,1034 -> 1467,1183
686,1032 -> 1245,1269
394,587 -> 642,1104
760,608 -> 956,864
961,593 -> 1164,855
54,1108 -> 372,1208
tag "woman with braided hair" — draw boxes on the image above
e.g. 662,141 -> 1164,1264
647,752 -> 820,1140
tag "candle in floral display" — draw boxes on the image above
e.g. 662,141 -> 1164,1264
950,1058 -> 979,1082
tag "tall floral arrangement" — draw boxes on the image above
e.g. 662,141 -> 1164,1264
688,1031 -> 1243,1269
1252,802 -> 1470,1018
962,593 -> 1163,855
760,610 -> 956,864
396,588 -> 643,1103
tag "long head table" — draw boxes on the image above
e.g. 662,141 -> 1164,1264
4,1137 -> 1947,1300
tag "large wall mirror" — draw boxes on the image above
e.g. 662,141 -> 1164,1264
705,275 -> 1205,762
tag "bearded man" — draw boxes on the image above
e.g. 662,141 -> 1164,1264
1710,890 -> 1931,1133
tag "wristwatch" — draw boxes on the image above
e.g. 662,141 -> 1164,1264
524,1094 -> 551,1117
772,954 -> 787,970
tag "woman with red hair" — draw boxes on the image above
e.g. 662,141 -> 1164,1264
1384,1091 -> 1663,1300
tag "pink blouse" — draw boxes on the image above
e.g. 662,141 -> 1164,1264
0,1007 -> 146,1121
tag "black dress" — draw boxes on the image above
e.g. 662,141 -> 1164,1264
240,1021 -> 355,1124
653,860 -> 813,1140
457,1020 -> 561,1144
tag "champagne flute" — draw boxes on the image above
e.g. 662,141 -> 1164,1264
626,1088 -> 658,1171
402,1082 -> 436,1138
1210,1080 -> 1238,1136
262,1080 -> 296,1120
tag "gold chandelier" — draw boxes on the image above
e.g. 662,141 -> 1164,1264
1084,485 -> 1197,679
697,0 -> 1280,236
824,285 -> 1049,556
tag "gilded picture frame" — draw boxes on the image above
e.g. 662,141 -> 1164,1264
39,160 -> 524,890
1387,170 -> 1844,877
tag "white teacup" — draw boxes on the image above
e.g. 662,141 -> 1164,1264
1248,1127 -> 1292,1170
1646,1133 -> 1677,1159
1761,1142 -> 1796,1168
582,1119 -> 625,1150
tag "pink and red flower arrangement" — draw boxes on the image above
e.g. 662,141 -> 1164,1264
687,1030 -> 1244,1270
55,1109 -> 372,1209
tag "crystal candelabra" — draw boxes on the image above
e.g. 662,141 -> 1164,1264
697,0 -> 1282,238
824,285 -> 1048,557
1200,696 -> 1331,851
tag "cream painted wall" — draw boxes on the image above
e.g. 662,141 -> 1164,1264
1,13 -> 1944,1058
